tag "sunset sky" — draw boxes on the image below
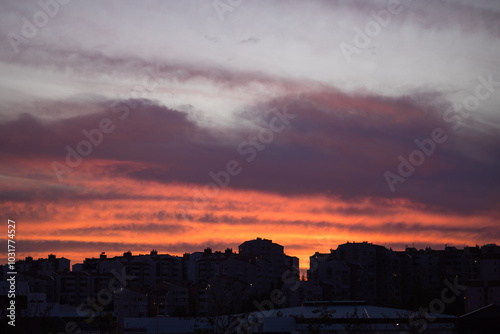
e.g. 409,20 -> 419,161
1,0 -> 499,269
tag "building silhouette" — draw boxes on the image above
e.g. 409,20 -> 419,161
2,238 -> 500,332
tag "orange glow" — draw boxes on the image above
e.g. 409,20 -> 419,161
2,158 -> 497,270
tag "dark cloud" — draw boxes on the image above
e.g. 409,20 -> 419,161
0,45 -> 311,93
197,213 -> 259,224
52,221 -> 188,237
0,203 -> 60,222
0,89 -> 499,215
0,185 -> 184,203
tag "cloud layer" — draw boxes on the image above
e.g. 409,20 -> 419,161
1,0 -> 499,267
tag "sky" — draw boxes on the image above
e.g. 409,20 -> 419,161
1,0 -> 499,269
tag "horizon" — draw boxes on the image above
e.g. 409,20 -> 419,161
6,238 -> 498,272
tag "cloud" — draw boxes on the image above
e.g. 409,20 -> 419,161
52,221 -> 188,237
1,0 -> 499,269
1,87 -> 499,215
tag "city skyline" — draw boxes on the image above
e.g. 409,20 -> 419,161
5,237 -> 499,272
3,237 -> 499,333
